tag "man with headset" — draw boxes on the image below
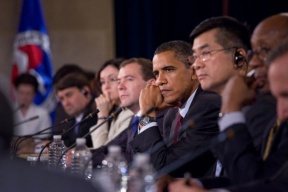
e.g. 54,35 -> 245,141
55,73 -> 97,147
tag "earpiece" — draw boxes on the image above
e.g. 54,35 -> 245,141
81,89 -> 88,97
234,51 -> 245,68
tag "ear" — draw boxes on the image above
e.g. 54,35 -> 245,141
233,49 -> 248,76
81,86 -> 91,96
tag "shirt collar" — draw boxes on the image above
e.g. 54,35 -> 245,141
75,113 -> 84,123
179,87 -> 198,118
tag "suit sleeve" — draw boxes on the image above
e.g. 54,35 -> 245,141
212,123 -> 288,184
130,98 -> 220,177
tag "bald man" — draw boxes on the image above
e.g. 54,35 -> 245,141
168,30 -> 288,192
209,13 -> 288,185
244,13 -> 288,151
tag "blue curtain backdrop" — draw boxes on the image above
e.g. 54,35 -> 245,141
114,0 -> 288,60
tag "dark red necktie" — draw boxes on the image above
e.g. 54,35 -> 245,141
173,113 -> 183,144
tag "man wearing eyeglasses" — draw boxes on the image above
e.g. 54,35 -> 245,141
190,15 -> 288,186
169,17 -> 288,192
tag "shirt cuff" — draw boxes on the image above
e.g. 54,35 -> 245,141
138,122 -> 158,134
209,189 -> 230,192
218,111 -> 245,131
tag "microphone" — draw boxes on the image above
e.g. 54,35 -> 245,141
14,115 -> 39,127
12,117 -> 75,158
61,109 -> 100,138
155,127 -> 238,179
37,109 -> 99,163
90,106 -> 158,166
67,107 -> 122,150
56,107 -> 122,168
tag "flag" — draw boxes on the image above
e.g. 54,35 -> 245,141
11,0 -> 56,116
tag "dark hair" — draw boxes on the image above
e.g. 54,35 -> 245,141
266,37 -> 288,65
14,73 -> 38,92
95,58 -> 126,94
154,40 -> 192,68
53,64 -> 95,85
120,58 -> 155,81
55,73 -> 91,92
189,16 -> 251,51
0,91 -> 13,151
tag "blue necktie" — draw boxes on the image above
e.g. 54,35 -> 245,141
132,116 -> 139,135
74,119 -> 80,136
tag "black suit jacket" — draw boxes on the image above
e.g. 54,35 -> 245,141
91,111 -> 166,168
245,94 -> 276,152
62,99 -> 97,148
130,87 -> 221,178
213,121 -> 288,185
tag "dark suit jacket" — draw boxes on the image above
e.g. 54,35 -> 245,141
213,121 -> 288,185
91,111 -> 166,168
62,99 -> 97,148
130,87 -> 221,178
0,153 -> 101,192
245,94 -> 276,152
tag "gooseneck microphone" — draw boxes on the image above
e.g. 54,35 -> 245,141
61,108 -> 123,154
57,107 -> 124,168
90,106 -> 158,167
14,115 -> 39,127
12,116 -> 75,158
37,109 -> 99,163
155,128 -> 238,179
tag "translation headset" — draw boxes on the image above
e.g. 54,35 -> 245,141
234,50 -> 245,68
81,89 -> 88,97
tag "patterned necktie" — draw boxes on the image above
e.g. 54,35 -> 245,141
173,113 -> 183,144
263,119 -> 281,160
132,116 -> 140,136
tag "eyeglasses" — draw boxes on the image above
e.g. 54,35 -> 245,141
100,77 -> 118,86
190,47 -> 236,63
248,47 -> 271,62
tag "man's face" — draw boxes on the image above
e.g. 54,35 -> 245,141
269,53 -> 288,122
16,84 -> 35,107
250,21 -> 285,93
57,87 -> 90,117
118,63 -> 148,113
191,29 -> 238,94
153,51 -> 195,106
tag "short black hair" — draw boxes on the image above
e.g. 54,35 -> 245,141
120,58 -> 155,81
154,40 -> 192,68
55,72 -> 91,92
53,64 -> 95,85
14,73 -> 38,92
189,16 -> 251,51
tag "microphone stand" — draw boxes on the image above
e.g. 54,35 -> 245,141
38,109 -> 99,164
12,117 -> 74,158
14,115 -> 39,127
155,128 -> 238,179
88,106 -> 158,169
56,107 -> 123,168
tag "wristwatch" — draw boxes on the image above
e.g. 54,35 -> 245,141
139,116 -> 157,126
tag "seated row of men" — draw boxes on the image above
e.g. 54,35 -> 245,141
12,13 -> 288,191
